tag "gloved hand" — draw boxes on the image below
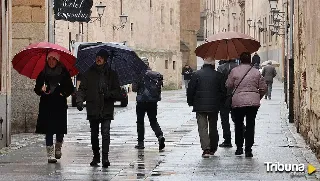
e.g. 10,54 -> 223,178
77,102 -> 84,111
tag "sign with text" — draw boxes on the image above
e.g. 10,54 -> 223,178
54,0 -> 93,23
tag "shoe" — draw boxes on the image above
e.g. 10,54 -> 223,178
134,142 -> 145,149
209,149 -> 216,155
268,97 -> 271,100
219,141 -> 233,148
46,146 -> 57,163
202,149 -> 210,158
158,136 -> 165,151
264,96 -> 267,99
55,142 -> 62,159
235,148 -> 244,155
102,161 -> 110,168
90,152 -> 100,166
245,152 -> 253,157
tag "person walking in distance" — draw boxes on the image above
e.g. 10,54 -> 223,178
132,59 -> 165,151
182,64 -> 193,94
216,59 -> 238,147
187,58 -> 226,158
226,52 -> 267,157
76,49 -> 121,168
262,61 -> 277,100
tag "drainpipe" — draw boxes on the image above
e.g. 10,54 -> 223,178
288,0 -> 294,124
48,0 -> 54,43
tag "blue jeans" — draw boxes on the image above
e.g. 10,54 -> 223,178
46,134 -> 64,146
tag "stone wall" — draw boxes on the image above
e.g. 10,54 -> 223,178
293,0 -> 320,159
11,0 -> 46,133
180,0 -> 200,70
55,0 -> 182,89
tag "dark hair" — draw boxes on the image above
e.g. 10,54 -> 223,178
240,52 -> 251,64
96,49 -> 109,60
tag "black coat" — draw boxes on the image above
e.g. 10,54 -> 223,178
252,54 -> 261,65
34,68 -> 74,134
76,65 -> 121,121
182,67 -> 193,80
187,64 -> 226,112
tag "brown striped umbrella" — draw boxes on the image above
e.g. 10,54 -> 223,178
195,31 -> 261,60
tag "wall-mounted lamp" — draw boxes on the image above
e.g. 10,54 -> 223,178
113,15 -> 129,30
89,2 -> 107,27
232,12 -> 236,18
247,19 -> 252,27
257,20 -> 267,32
221,9 -> 226,16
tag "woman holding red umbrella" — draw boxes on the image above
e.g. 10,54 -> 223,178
34,51 -> 74,163
12,42 -> 78,163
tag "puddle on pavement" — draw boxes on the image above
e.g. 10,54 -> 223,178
150,170 -> 176,176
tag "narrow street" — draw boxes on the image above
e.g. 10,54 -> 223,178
0,81 -> 319,180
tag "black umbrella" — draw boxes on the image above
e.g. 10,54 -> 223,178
75,43 -> 148,86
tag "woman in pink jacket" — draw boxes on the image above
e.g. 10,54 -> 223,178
226,52 -> 267,157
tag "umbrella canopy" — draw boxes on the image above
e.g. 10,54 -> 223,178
261,60 -> 280,67
12,42 -> 78,79
195,31 -> 261,60
76,43 -> 149,86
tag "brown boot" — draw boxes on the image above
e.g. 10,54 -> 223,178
55,142 -> 63,159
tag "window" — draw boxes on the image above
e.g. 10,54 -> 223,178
131,23 -> 134,36
0,4 -> 2,91
269,15 -> 273,43
173,61 -> 176,70
161,6 -> 164,24
165,60 -> 168,69
170,8 -> 173,25
150,0 -> 152,8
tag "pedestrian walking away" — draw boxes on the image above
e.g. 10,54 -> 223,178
34,51 -> 74,163
217,59 -> 238,148
226,52 -> 267,158
252,52 -> 261,69
182,64 -> 193,94
262,60 -> 277,100
187,57 -> 226,158
76,49 -> 121,168
132,59 -> 165,151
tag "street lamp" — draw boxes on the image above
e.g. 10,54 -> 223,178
232,12 -> 236,18
257,19 -> 266,32
113,14 -> 129,30
269,0 -> 278,11
89,2 -> 107,27
247,19 -> 252,27
221,9 -> 225,16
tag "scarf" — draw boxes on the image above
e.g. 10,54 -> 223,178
44,63 -> 64,93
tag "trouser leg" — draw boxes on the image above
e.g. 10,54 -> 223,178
244,107 -> 259,152
146,102 -> 163,138
89,120 -> 100,153
208,111 -> 219,152
220,106 -> 231,142
101,119 -> 111,161
196,112 -> 210,151
136,102 -> 146,142
233,108 -> 245,148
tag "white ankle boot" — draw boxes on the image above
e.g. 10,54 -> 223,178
55,142 -> 63,159
46,146 -> 57,163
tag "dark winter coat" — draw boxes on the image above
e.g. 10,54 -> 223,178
187,64 -> 226,112
182,67 -> 193,80
34,67 -> 74,134
262,65 -> 277,83
132,70 -> 162,102
252,54 -> 261,65
217,61 -> 238,96
76,64 -> 121,121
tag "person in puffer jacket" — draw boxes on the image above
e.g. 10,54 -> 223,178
226,52 -> 267,158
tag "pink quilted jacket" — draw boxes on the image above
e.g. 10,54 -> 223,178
226,64 -> 267,108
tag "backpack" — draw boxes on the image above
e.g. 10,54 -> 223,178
143,70 -> 163,101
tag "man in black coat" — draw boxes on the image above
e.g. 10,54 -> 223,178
252,52 -> 261,69
216,59 -> 238,148
187,60 -> 226,158
76,49 -> 121,168
182,64 -> 193,93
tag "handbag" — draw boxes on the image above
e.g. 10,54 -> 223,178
225,66 -> 253,108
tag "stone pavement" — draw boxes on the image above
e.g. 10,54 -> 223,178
0,81 -> 320,180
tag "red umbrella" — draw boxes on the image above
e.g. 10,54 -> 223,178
12,42 -> 78,79
195,31 -> 261,60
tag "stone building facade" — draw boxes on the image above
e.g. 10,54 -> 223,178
0,0 -> 12,148
293,0 -> 320,159
201,0 -> 286,80
54,0 -> 186,89
180,0 -> 200,70
10,0 -> 47,133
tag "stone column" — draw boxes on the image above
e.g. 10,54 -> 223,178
11,0 -> 46,133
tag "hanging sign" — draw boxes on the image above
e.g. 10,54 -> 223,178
54,0 -> 93,22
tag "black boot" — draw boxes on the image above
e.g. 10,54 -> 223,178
90,151 -> 100,166
235,147 -> 243,155
158,136 -> 165,151
219,141 -> 233,148
245,147 -> 253,158
134,142 -> 145,149
102,154 -> 110,168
